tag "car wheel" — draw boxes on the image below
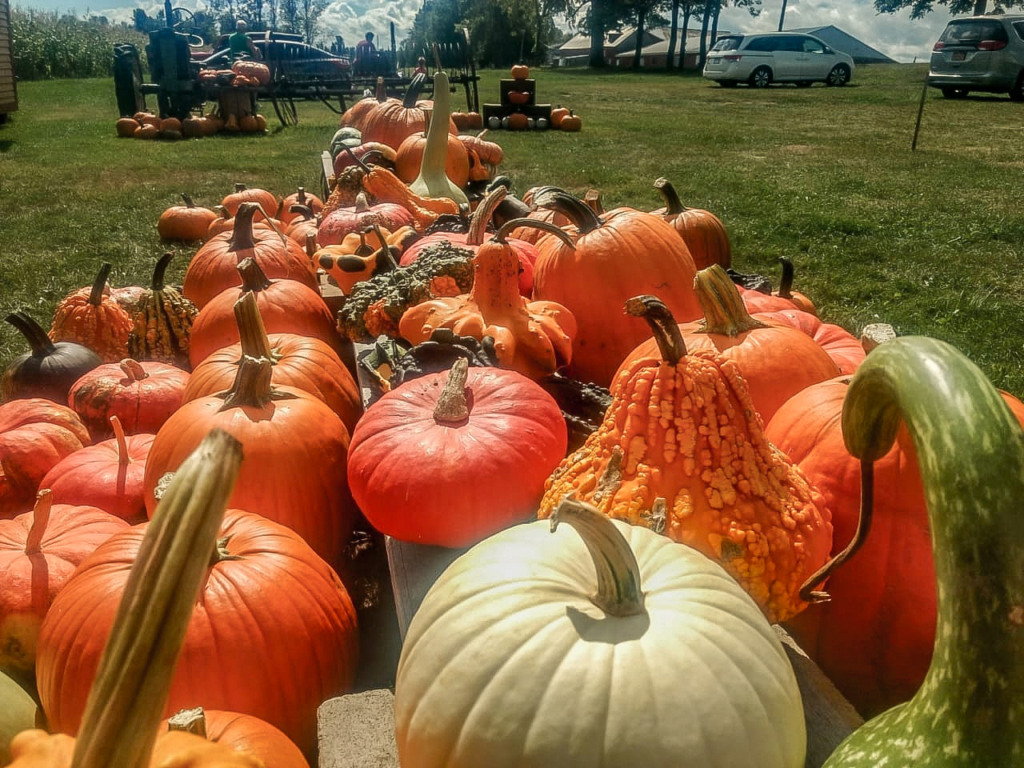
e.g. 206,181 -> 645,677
941,87 -> 969,99
826,65 -> 850,87
749,67 -> 772,88
795,81 -> 812,88
1009,73 -> 1024,102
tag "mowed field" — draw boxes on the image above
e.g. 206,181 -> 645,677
1,63 -> 1022,393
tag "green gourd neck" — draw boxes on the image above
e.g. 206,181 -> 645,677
826,336 -> 1024,765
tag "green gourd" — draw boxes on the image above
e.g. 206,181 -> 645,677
409,70 -> 469,207
823,336 -> 1024,767
0,670 -> 38,764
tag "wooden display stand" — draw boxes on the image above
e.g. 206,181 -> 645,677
482,78 -> 551,126
217,87 -> 257,121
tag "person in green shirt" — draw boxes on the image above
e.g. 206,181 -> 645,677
228,20 -> 258,60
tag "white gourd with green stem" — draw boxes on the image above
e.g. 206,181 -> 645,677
409,70 -> 469,207
820,336 -> 1024,767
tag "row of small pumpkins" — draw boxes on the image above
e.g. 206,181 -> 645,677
3,67 -> 1022,767
116,111 -> 268,140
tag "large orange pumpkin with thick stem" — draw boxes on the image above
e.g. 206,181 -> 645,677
35,507 -> 359,759
188,257 -> 343,367
540,295 -> 833,625
359,74 -> 456,150
183,203 -> 317,310
394,125 -> 470,188
0,399 -> 91,518
339,76 -> 387,131
185,292 -> 360,433
651,177 -> 732,270
531,186 -> 703,387
0,491 -> 129,673
753,307 -> 865,375
142,355 -> 355,566
157,193 -> 218,242
618,265 -> 840,424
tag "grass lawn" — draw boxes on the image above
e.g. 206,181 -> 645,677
1,63 -> 1023,394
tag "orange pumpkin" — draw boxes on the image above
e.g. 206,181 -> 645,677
651,177 -> 732,270
773,257 -> 817,315
394,125 -> 470,188
160,707 -> 310,768
185,292 -> 360,433
278,186 -> 324,225
549,105 -> 570,128
506,112 -> 529,131
115,117 -> 138,137
360,74 -> 456,150
339,76 -> 387,131
510,64 -> 530,80
232,59 -> 270,86
183,202 -> 318,310
220,182 -> 279,218
559,110 -> 581,131
157,193 -> 218,242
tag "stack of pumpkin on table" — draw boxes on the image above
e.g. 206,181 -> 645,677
3,67 -> 1023,768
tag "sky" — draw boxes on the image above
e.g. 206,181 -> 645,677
12,0 -> 954,63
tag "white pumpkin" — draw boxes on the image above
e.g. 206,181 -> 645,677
395,499 -> 807,768
488,116 -> 501,130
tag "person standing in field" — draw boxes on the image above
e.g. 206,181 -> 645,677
355,32 -> 376,73
228,20 -> 259,60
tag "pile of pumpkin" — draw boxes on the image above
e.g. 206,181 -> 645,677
197,59 -> 272,90
3,67 -> 1023,768
116,109 -> 268,139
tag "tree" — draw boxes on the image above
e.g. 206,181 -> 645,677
874,0 -> 1004,17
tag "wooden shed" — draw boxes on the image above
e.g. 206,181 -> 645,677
0,0 -> 17,121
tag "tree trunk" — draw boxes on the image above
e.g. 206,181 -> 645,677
589,0 -> 606,68
667,0 -> 679,71
778,0 -> 788,30
680,10 -> 690,72
632,9 -> 645,70
973,0 -> 987,13
710,1 -> 721,50
699,0 -> 712,69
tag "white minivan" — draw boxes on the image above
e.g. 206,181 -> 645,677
703,32 -> 855,88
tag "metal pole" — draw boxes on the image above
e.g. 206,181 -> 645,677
911,77 -> 929,151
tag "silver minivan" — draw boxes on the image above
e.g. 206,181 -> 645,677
703,32 -> 855,88
928,15 -> 1024,100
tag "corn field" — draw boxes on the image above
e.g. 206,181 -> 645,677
11,10 -> 148,80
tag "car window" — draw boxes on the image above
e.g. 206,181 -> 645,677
1013,21 -> 1024,41
745,36 -> 777,52
710,37 -> 742,52
801,37 -> 826,53
778,37 -> 805,52
940,20 -> 1009,45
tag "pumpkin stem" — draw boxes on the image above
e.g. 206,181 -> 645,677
354,192 -> 371,213
653,177 -> 688,215
433,357 -> 470,424
24,490 -> 53,555
777,257 -> 797,300
550,496 -> 646,617
583,188 -> 604,215
110,414 -> 133,474
180,193 -> 197,209
494,217 -> 574,249
403,72 -> 427,107
119,358 -> 149,383
694,264 -> 769,336
466,186 -> 506,246
290,203 -> 314,222
167,707 -> 207,738
237,256 -> 273,293
209,535 -> 244,565
530,187 -> 602,235
70,429 -> 243,768
305,232 -> 317,261
343,144 -> 372,173
233,292 -> 274,360
228,202 -> 259,251
151,253 -> 173,292
295,187 -> 307,206
89,263 -> 113,307
798,460 -> 874,603
6,311 -> 57,356
219,355 -> 288,411
624,295 -> 688,366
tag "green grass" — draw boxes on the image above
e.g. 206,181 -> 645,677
2,65 -> 1023,394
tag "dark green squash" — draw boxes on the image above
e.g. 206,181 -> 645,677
2,312 -> 102,403
821,336 -> 1024,766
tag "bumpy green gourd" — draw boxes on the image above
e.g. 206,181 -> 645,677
409,70 -> 469,207
824,336 -> 1024,767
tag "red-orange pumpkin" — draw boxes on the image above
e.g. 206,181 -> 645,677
0,399 -> 91,518
157,193 -> 219,242
651,177 -> 732,270
67,358 -> 189,441
142,356 -> 356,566
348,359 -> 566,546
359,74 -> 456,150
220,183 -> 279,218
160,707 -> 310,768
0,491 -> 129,673
40,417 -> 153,523
36,507 -> 359,757
277,187 -> 324,225
510,64 -> 530,80
49,262 -> 134,363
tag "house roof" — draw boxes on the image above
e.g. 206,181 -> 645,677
789,25 -> 896,64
